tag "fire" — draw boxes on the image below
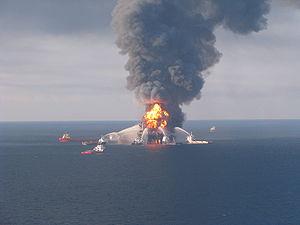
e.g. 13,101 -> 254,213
143,103 -> 169,129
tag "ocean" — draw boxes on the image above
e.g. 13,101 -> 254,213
1,120 -> 300,225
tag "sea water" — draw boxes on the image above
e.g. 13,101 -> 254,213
1,120 -> 300,225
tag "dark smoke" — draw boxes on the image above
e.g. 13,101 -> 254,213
112,0 -> 270,129
281,0 -> 300,8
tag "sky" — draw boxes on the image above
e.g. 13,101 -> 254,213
1,0 -> 300,121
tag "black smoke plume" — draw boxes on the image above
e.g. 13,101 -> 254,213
112,0 -> 270,129
282,0 -> 300,8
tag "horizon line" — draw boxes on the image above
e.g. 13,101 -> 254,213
1,118 -> 300,123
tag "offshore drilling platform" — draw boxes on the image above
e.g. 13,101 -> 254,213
99,102 -> 209,146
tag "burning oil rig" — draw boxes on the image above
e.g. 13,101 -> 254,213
134,103 -> 176,145
100,102 -> 209,145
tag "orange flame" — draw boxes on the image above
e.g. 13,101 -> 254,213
143,103 -> 169,129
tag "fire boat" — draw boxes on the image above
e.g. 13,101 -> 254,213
58,133 -> 71,143
80,141 -> 106,155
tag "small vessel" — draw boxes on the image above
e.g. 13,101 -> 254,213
188,140 -> 210,144
81,143 -> 105,155
93,144 -> 105,153
81,140 -> 97,146
132,137 -> 144,145
186,132 -> 210,145
80,150 -> 93,155
209,126 -> 216,133
58,133 -> 71,143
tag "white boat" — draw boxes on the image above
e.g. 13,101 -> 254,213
93,144 -> 105,153
209,126 -> 216,133
132,137 -> 144,145
186,133 -> 209,145
188,140 -> 209,144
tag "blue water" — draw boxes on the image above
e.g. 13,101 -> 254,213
1,120 -> 300,225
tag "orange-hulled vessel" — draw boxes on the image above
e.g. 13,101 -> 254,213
58,133 -> 71,143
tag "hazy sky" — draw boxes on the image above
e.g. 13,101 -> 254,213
1,0 -> 300,121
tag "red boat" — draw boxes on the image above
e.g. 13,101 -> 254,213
80,150 -> 93,155
58,133 -> 71,143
